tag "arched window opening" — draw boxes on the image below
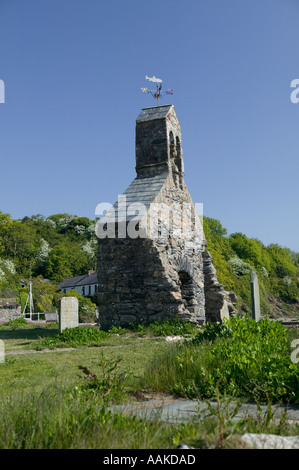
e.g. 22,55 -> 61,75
178,271 -> 194,307
176,136 -> 181,158
169,131 -> 176,159
169,131 -> 174,146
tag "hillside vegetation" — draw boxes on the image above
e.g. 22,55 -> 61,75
203,217 -> 299,317
0,211 -> 298,317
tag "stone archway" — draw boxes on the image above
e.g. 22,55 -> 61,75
178,270 -> 194,308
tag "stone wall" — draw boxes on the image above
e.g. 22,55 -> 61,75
0,298 -> 21,322
203,251 -> 238,323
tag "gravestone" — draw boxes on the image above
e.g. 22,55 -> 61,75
251,271 -> 261,321
45,311 -> 58,323
0,340 -> 4,364
59,297 -> 78,333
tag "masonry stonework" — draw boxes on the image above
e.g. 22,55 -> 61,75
0,299 -> 21,322
97,105 -> 237,329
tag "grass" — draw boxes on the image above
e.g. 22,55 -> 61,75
0,386 -> 176,449
0,382 -> 298,449
0,323 -> 58,351
1,318 -> 299,448
143,317 -> 299,404
0,332 -> 168,397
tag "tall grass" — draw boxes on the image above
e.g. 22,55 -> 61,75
2,384 -> 299,449
0,386 -> 176,449
143,317 -> 299,404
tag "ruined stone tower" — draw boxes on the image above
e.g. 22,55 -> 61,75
96,105 -> 237,329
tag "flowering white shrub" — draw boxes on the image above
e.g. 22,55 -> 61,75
260,266 -> 269,277
0,268 -> 5,282
82,240 -> 97,258
87,222 -> 96,235
0,259 -> 16,275
74,225 -> 86,235
45,218 -> 56,228
283,276 -> 292,286
36,239 -> 51,264
60,215 -> 76,227
228,255 -> 252,275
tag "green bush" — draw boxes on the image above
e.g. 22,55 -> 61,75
144,317 -> 299,404
0,317 -> 28,329
36,326 -> 110,349
108,325 -> 127,334
77,355 -> 129,404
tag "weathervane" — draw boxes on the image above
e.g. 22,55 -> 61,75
141,76 -> 173,106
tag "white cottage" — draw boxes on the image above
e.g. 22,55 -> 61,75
59,270 -> 99,297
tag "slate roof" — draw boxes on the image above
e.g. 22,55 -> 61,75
136,105 -> 173,122
100,173 -> 167,224
76,272 -> 98,286
59,273 -> 98,289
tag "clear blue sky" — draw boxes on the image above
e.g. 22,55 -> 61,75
0,0 -> 298,251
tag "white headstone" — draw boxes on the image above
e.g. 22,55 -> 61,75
59,297 -> 79,333
0,340 -> 4,363
251,271 -> 261,321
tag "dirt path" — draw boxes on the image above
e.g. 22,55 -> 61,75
5,347 -> 76,355
5,344 -> 125,355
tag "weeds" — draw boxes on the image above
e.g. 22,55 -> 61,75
77,355 -> 130,403
144,317 -> 299,404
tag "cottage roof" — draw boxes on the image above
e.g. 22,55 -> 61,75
59,275 -> 88,289
76,272 -> 98,286
59,273 -> 99,289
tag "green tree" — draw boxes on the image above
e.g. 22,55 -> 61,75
0,211 -> 13,255
45,243 -> 92,283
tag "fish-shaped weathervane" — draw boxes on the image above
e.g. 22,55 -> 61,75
141,76 -> 173,105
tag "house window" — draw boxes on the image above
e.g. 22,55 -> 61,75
82,286 -> 85,296
89,285 -> 91,296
